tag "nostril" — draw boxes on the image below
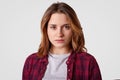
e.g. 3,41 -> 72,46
58,33 -> 64,37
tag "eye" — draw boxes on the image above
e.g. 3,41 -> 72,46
64,25 -> 70,30
50,26 -> 56,30
48,24 -> 57,30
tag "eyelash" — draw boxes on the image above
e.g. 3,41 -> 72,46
50,26 -> 56,29
64,25 -> 70,29
49,25 -> 70,30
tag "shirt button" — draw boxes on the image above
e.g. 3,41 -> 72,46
66,61 -> 69,64
68,69 -> 70,72
68,78 -> 70,80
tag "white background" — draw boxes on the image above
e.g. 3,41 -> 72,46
0,0 -> 120,80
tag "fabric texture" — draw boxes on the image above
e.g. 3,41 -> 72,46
22,51 -> 102,80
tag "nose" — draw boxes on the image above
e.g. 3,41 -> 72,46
57,27 -> 64,37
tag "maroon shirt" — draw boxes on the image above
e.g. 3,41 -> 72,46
22,52 -> 102,80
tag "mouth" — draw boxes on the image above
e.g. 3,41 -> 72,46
55,39 -> 64,43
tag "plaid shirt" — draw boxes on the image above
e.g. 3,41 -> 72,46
22,52 -> 102,80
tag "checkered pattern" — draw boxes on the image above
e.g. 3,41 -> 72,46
22,52 -> 102,80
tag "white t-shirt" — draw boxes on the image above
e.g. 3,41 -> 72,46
42,52 -> 70,80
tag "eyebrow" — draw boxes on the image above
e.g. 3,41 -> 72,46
48,24 -> 70,26
48,24 -> 56,26
62,24 -> 70,26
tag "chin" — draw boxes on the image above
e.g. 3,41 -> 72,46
54,45 -> 66,48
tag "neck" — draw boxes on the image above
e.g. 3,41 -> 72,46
50,46 -> 71,55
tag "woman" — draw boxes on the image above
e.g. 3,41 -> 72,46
22,2 -> 102,80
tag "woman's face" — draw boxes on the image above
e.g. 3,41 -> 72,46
47,13 -> 72,49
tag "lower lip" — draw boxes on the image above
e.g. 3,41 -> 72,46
55,40 -> 64,43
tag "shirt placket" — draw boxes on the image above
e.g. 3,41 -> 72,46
66,57 -> 74,80
38,56 -> 48,80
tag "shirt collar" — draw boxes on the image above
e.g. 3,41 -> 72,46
66,51 -> 76,65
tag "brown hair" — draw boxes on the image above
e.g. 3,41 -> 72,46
38,2 -> 87,57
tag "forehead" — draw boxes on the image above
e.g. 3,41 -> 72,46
48,13 -> 70,24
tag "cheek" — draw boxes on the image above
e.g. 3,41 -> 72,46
65,31 -> 72,41
68,34 -> 72,41
47,30 -> 54,40
67,30 -> 72,38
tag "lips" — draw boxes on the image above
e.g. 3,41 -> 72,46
55,39 -> 64,43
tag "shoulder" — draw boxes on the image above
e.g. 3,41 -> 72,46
74,52 -> 100,69
75,52 -> 98,64
76,52 -> 96,60
26,52 -> 38,61
27,52 -> 38,58
24,52 -> 48,65
24,52 -> 41,65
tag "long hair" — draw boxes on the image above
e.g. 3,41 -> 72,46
38,2 -> 87,57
